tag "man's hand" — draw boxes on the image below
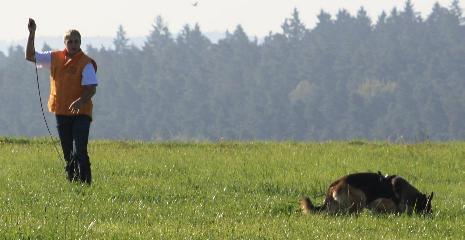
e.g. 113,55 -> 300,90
28,18 -> 36,33
69,98 -> 82,114
69,86 -> 96,114
26,18 -> 36,62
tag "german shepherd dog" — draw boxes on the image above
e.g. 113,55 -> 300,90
300,172 -> 433,215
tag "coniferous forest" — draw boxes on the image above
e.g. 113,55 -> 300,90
1,1 -> 465,141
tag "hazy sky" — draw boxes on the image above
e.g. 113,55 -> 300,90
1,0 -> 461,41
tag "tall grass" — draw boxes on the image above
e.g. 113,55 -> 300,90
0,137 -> 464,239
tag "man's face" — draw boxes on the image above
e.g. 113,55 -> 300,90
65,34 -> 81,56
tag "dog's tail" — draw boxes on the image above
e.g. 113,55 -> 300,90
299,196 -> 326,214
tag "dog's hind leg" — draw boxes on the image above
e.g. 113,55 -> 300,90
368,198 -> 398,214
330,183 -> 366,214
346,185 -> 366,214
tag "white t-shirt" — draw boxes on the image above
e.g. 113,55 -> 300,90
35,51 -> 98,86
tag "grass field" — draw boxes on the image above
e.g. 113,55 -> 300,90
1,137 -> 464,239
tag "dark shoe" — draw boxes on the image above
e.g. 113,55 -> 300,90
65,160 -> 78,182
79,163 -> 92,185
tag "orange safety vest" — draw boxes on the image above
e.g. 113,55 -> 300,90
48,49 -> 97,118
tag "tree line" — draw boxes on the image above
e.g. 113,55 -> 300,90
1,0 -> 464,141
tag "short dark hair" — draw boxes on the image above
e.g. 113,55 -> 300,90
64,29 -> 81,42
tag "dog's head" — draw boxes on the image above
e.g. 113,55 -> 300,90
414,192 -> 434,214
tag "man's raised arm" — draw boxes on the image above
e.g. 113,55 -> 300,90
26,18 -> 36,62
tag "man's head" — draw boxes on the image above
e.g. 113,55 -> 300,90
64,29 -> 81,56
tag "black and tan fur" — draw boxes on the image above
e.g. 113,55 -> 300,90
300,172 -> 433,215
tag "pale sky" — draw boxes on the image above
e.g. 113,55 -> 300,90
1,0 -> 461,41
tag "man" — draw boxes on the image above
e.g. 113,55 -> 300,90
26,18 -> 98,184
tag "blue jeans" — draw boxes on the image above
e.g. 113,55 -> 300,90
56,115 -> 92,184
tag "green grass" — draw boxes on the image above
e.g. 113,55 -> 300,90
1,137 -> 465,239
